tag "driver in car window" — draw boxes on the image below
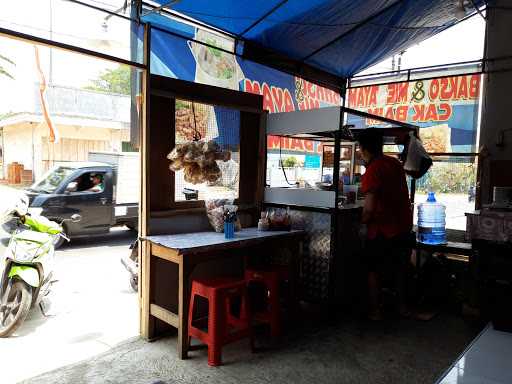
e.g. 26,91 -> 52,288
87,173 -> 104,193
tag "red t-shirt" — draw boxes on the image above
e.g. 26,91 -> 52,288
361,155 -> 412,239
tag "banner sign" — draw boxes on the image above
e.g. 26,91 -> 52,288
151,27 -> 340,161
305,155 -> 321,169
266,135 -> 324,155
151,28 -> 341,112
347,75 -> 481,152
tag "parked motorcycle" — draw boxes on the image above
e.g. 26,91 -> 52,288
121,240 -> 138,292
0,191 -> 81,337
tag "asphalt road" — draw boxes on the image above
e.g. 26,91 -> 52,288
0,228 -> 140,384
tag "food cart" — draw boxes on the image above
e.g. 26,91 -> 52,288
264,106 -> 418,307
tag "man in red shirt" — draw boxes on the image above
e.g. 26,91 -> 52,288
359,130 -> 413,320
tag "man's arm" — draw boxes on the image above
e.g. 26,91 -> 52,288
362,191 -> 377,224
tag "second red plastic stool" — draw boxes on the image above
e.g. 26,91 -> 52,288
245,268 -> 282,338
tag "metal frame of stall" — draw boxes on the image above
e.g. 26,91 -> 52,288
263,106 -> 418,310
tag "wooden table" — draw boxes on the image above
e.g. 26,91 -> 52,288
142,228 -> 304,359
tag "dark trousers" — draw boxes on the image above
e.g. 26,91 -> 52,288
364,232 -> 414,310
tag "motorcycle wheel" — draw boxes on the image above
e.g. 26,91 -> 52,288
53,226 -> 68,249
130,275 -> 138,292
0,280 -> 32,337
53,236 -> 65,249
130,242 -> 138,292
130,241 -> 138,262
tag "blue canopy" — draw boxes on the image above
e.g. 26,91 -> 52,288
146,0 -> 485,88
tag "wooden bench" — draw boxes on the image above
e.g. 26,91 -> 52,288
416,241 -> 472,261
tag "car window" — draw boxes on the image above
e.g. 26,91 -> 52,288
30,167 -> 76,194
70,172 -> 106,193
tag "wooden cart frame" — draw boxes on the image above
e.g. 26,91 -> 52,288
139,70 -> 267,342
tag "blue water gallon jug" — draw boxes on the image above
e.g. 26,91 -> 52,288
417,192 -> 447,245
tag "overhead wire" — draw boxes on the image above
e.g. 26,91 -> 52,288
77,0 -> 128,11
278,136 -> 297,186
0,19 -> 129,49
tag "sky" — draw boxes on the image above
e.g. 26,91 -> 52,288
0,0 -> 486,114
0,0 -> 132,114
359,13 -> 486,75
0,0 -> 131,85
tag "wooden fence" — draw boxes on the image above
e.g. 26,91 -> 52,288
41,137 -> 110,172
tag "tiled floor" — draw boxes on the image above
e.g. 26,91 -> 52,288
437,324 -> 512,384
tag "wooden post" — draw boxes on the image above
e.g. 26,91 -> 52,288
140,240 -> 155,339
178,258 -> 189,359
140,23 -> 152,339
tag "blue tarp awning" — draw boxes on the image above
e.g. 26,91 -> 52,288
146,0 -> 485,89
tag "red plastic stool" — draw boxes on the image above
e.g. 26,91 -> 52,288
245,268 -> 282,338
188,278 -> 252,366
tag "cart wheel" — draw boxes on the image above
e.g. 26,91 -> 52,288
126,222 -> 137,232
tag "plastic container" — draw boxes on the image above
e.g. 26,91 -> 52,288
417,192 -> 447,245
257,219 -> 268,231
224,221 -> 235,239
258,212 -> 269,231
343,184 -> 358,204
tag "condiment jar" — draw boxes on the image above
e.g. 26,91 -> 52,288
258,219 -> 269,231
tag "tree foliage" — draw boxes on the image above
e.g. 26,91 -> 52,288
416,161 -> 476,194
281,157 -> 298,168
85,65 -> 131,95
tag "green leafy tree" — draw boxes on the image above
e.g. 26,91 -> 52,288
417,162 -> 476,194
281,157 -> 298,168
85,65 -> 131,95
0,54 -> 15,79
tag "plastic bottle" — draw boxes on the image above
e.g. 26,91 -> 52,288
417,192 -> 447,245
258,211 -> 269,231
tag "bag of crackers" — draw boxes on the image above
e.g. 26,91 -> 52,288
205,198 -> 241,233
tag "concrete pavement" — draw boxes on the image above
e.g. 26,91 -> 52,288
0,228 -> 139,384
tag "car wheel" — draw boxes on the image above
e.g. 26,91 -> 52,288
126,222 -> 137,232
53,224 -> 68,249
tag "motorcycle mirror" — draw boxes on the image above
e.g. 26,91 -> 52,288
70,214 -> 82,223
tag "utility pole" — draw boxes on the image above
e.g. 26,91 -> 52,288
392,50 -> 405,72
397,50 -> 404,72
